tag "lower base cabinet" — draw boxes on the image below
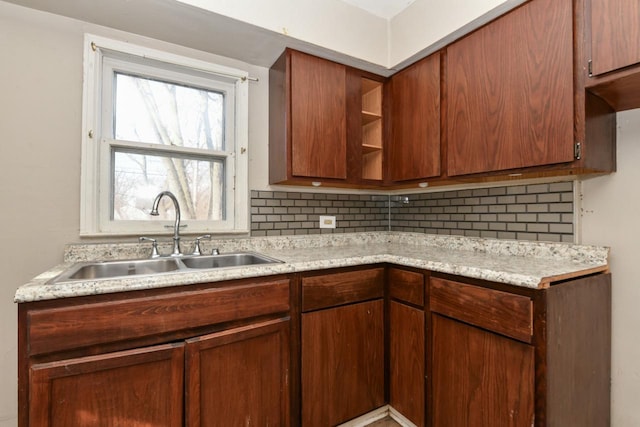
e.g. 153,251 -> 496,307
300,267 -> 385,427
185,318 -> 290,427
29,343 -> 185,427
301,300 -> 385,427
19,277 -> 291,427
431,314 -> 535,426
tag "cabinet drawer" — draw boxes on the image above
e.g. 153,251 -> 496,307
27,279 -> 290,356
302,268 -> 384,312
429,277 -> 532,343
389,268 -> 424,307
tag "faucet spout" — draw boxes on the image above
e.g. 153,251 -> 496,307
151,191 -> 182,256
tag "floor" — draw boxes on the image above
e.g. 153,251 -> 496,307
366,417 -> 402,427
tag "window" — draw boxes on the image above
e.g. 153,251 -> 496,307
80,35 -> 249,236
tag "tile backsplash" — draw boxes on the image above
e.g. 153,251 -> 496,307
251,181 -> 574,242
250,191 -> 388,236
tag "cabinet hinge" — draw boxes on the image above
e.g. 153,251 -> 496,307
588,60 -> 593,77
574,142 -> 582,160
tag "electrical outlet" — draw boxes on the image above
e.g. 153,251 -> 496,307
319,215 -> 336,229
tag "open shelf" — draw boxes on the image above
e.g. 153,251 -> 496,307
361,78 -> 383,181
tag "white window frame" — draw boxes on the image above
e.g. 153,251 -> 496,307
80,34 -> 249,236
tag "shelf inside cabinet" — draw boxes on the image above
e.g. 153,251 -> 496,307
362,111 -> 382,125
362,144 -> 383,154
361,77 -> 384,181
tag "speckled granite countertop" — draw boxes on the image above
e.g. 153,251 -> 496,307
14,232 -> 610,303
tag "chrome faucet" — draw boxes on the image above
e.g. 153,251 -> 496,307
150,191 -> 182,256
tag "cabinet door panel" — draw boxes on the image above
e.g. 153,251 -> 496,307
390,301 -> 425,427
29,343 -> 184,427
291,51 -> 347,179
590,0 -> 640,76
431,314 -> 534,427
185,318 -> 290,427
302,300 -> 384,426
389,53 -> 441,181
447,0 -> 574,176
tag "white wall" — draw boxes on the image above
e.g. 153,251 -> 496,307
389,0 -> 512,66
177,0 -> 389,67
580,109 -> 640,426
0,2 -> 270,424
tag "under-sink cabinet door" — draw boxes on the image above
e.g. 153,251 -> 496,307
184,318 -> 290,427
29,342 -> 184,427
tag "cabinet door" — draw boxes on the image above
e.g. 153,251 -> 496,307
29,343 -> 184,427
302,300 -> 385,426
390,301 -> 425,427
185,318 -> 290,427
446,0 -> 574,176
291,50 -> 347,179
431,314 -> 534,427
590,0 -> 640,76
389,52 -> 441,181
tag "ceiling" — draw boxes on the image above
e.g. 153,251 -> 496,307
339,0 -> 416,19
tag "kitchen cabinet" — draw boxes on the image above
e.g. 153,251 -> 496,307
446,0 -> 575,176
585,0 -> 640,111
429,273 -> 611,427
18,277 -> 291,427
185,318 -> 290,427
270,49 -> 347,183
431,314 -> 535,426
300,268 -> 385,426
388,268 -> 426,427
29,343 -> 185,427
388,53 -> 441,182
270,48 -> 387,186
588,0 -> 640,77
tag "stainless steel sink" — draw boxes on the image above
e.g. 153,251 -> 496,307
54,258 -> 182,281
180,252 -> 283,269
48,252 -> 282,284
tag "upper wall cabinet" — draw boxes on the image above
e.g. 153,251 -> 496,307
446,0 -> 575,176
588,0 -> 640,77
270,49 -> 387,186
270,49 -> 348,184
585,0 -> 640,111
388,53 -> 441,182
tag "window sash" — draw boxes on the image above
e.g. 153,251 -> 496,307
80,34 -> 249,236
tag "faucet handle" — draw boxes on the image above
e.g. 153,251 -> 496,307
139,237 -> 160,258
192,234 -> 211,256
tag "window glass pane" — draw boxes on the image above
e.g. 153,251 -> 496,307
113,150 -> 225,221
114,73 -> 225,151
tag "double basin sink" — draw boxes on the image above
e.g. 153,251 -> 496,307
50,252 -> 283,284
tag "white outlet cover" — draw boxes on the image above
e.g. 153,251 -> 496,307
319,215 -> 336,229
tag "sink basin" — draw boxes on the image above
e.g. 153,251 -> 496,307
180,252 -> 283,269
52,258 -> 182,282
47,252 -> 283,284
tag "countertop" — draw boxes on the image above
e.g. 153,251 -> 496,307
15,232 -> 610,303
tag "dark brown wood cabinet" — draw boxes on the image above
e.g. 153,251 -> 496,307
388,52 -> 441,182
388,268 -> 426,427
300,268 -> 385,426
585,0 -> 640,111
29,343 -> 185,427
446,0 -> 575,176
185,318 -> 290,427
270,49 -> 388,186
19,277 -> 291,427
431,314 -> 535,427
428,273 -> 611,427
588,0 -> 640,77
270,49 -> 347,183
